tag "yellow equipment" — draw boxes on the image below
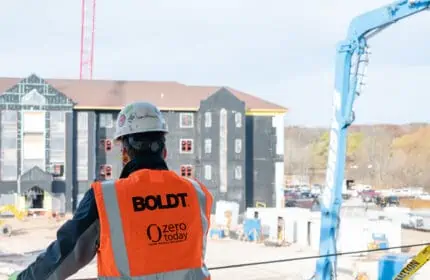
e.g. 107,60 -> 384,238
394,245 -> 430,280
0,204 -> 27,237
255,201 -> 266,208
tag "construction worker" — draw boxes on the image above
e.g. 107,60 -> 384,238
9,101 -> 213,280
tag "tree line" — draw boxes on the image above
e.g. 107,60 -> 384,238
284,124 -> 430,189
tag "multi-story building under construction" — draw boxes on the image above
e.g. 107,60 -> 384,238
0,74 -> 286,213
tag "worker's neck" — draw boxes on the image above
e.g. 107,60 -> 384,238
119,156 -> 168,179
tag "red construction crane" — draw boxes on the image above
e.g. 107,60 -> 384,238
79,0 -> 96,80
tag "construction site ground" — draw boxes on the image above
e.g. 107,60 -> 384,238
1,216 -> 430,280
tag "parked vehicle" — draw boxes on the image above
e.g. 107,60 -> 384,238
375,195 -> 400,207
361,190 -> 377,203
386,195 -> 400,206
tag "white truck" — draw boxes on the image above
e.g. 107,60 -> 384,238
341,179 -> 357,200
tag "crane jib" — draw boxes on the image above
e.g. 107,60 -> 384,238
315,1 -> 430,280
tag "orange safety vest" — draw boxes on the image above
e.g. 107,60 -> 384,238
92,169 -> 213,279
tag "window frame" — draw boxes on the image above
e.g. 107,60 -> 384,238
204,112 -> 212,128
179,138 -> 194,154
235,138 -> 242,154
235,112 -> 242,128
204,138 -> 212,154
99,113 -> 114,128
22,133 -> 46,173
99,164 -> 113,180
235,165 -> 242,180
0,110 -> 18,181
180,164 -> 193,177
179,113 -> 194,128
204,165 -> 212,180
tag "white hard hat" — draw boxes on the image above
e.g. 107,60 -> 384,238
114,102 -> 168,140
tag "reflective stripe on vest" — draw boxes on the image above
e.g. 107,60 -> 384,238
97,178 -> 210,279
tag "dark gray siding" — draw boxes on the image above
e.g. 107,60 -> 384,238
245,117 -> 254,207
246,116 -> 278,207
88,110 -> 199,183
0,183 -> 16,194
199,88 -> 246,212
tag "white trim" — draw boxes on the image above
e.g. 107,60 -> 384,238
219,108 -> 228,193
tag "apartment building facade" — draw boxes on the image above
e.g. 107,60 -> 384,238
0,74 -> 286,212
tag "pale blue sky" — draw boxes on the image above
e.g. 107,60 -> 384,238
0,0 -> 429,126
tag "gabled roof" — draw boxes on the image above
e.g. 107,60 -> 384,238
0,76 -> 287,113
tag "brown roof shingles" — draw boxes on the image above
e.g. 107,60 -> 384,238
0,76 -> 287,112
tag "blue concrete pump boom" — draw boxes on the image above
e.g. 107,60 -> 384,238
315,1 -> 430,279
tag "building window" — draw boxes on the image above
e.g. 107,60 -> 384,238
23,111 -> 45,133
235,139 -> 242,154
22,134 -> 45,173
204,139 -> 212,154
235,166 -> 242,180
77,112 -> 89,181
180,139 -> 193,153
22,111 -> 46,174
49,111 -> 66,177
219,108 -> 228,193
180,113 -> 194,128
99,164 -> 113,180
235,112 -> 242,128
180,165 -> 193,177
204,112 -> 212,128
100,139 -> 113,152
99,113 -> 113,128
0,111 -> 18,181
204,165 -> 212,180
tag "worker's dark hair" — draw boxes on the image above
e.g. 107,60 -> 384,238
122,131 -> 166,160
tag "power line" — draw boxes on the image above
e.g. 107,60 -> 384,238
208,242 -> 430,271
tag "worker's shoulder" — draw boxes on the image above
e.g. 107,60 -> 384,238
73,188 -> 99,220
183,177 -> 211,194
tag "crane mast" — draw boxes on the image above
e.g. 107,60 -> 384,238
315,1 -> 430,279
79,0 -> 96,80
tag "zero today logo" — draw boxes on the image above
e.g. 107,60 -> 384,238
146,223 -> 188,245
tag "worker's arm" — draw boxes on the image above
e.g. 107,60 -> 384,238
17,189 -> 100,280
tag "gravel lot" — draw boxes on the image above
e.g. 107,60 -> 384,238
1,216 -> 430,279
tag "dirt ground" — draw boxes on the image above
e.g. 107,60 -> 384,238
1,216 -> 430,279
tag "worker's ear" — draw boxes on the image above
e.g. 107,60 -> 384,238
121,145 -> 130,166
162,147 -> 167,160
